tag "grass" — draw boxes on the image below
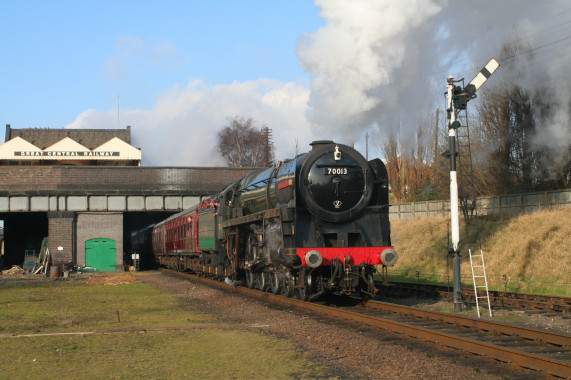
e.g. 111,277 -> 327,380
0,279 -> 335,379
388,208 -> 571,297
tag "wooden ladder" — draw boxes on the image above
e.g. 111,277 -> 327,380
469,248 -> 492,317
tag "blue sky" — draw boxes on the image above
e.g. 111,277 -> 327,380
1,1 -> 569,166
1,1 -> 320,132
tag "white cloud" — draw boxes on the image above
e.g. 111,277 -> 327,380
65,79 -> 314,166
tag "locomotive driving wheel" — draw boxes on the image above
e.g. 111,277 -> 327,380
269,272 -> 283,295
294,270 -> 311,301
244,270 -> 255,289
255,272 -> 269,291
281,272 -> 294,298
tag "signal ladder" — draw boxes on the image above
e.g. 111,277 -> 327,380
455,111 -> 492,318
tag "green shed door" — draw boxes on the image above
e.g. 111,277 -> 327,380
85,238 -> 116,271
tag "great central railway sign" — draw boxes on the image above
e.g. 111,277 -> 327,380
14,151 -> 120,157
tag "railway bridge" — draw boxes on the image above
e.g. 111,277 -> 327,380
0,165 -> 254,271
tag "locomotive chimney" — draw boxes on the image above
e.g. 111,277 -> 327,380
310,140 -> 334,150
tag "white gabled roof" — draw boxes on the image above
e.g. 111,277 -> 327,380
0,137 -> 42,160
0,135 -> 142,162
44,137 -> 90,152
93,137 -> 141,160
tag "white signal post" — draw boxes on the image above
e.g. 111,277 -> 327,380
446,58 -> 499,312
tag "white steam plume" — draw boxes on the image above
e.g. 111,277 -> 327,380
297,0 -> 571,172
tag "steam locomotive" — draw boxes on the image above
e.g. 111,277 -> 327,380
138,140 -> 397,300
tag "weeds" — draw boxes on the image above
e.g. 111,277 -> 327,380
389,209 -> 571,296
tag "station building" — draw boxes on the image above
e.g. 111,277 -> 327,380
2,124 -> 141,166
0,125 -> 252,272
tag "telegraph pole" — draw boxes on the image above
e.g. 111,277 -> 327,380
261,126 -> 273,166
445,59 -> 499,312
365,131 -> 369,160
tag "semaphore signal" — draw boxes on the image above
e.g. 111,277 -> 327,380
446,58 -> 499,312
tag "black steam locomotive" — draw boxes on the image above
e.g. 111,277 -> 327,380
139,140 -> 396,300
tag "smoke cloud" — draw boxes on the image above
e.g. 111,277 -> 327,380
65,79 -> 311,166
297,0 -> 571,172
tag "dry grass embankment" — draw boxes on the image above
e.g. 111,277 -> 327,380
389,208 -> 571,296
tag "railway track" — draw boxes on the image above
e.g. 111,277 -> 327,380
162,269 -> 571,378
376,280 -> 571,313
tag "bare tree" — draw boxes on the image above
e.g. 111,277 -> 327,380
217,116 -> 274,167
381,117 -> 436,203
292,138 -> 301,157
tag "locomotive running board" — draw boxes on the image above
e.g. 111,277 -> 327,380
222,208 -> 281,228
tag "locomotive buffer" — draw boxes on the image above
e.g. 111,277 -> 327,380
446,59 -> 499,312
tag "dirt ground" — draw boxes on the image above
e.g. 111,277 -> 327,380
136,271 -> 549,379
3,271 -> 566,379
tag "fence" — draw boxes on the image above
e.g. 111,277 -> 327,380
389,188 -> 571,220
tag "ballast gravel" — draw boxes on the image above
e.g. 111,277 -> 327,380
140,271 -> 536,380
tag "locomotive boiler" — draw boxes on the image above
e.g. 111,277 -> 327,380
149,140 -> 397,300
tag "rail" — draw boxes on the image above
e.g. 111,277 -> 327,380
377,280 -> 571,313
161,269 -> 571,378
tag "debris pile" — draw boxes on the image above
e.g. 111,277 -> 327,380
82,273 -> 140,285
31,237 -> 50,274
2,265 -> 25,275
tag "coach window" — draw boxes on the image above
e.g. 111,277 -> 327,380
226,191 -> 233,206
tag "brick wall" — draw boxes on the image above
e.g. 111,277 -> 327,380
76,212 -> 123,271
48,211 -> 75,265
0,166 -> 256,196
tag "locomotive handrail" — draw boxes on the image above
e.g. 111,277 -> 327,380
315,163 -> 357,168
367,204 -> 389,209
242,177 -> 270,191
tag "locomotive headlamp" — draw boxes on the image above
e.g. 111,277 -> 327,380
334,145 -> 342,161
305,250 -> 323,268
380,248 -> 398,267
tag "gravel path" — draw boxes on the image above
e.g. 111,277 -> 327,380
141,271 -> 513,380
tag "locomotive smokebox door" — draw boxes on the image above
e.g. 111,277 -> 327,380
300,141 -> 373,223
